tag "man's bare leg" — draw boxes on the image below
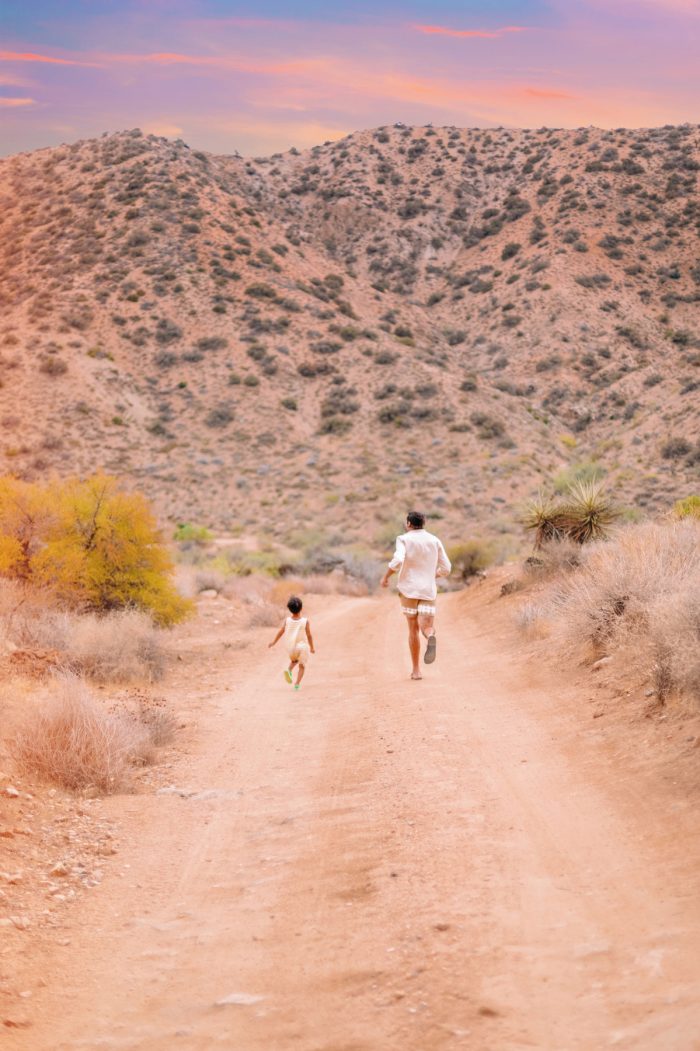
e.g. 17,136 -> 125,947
417,613 -> 435,640
407,617 -> 422,679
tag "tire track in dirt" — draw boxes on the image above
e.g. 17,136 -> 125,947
8,591 -> 700,1050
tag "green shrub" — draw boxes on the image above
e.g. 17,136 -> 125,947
673,495 -> 700,520
448,540 -> 495,581
174,523 -> 213,543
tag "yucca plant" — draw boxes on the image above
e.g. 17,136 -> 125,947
557,481 -> 620,544
522,491 -> 569,549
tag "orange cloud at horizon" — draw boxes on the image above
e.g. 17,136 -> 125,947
0,97 -> 35,107
412,24 -> 527,39
524,86 -> 576,99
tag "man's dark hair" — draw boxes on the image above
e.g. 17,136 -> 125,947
406,510 -> 426,529
287,595 -> 303,614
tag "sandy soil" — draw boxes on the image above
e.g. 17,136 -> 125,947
4,585 -> 700,1050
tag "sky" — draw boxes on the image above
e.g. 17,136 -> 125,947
0,0 -> 698,157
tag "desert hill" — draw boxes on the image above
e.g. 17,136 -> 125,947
0,123 -> 698,548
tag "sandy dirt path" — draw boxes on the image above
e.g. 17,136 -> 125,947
9,590 -> 700,1050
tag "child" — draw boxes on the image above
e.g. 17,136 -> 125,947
269,595 -> 315,690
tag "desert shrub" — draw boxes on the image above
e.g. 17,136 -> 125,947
11,674 -> 152,792
470,412 -> 504,440
448,540 -> 495,582
66,611 -> 164,682
10,605 -> 165,682
39,356 -> 68,377
522,537 -> 582,578
173,523 -> 213,543
575,274 -> 612,290
0,475 -> 191,625
205,403 -> 235,428
547,520 -> 700,700
673,495 -> 700,520
247,601 -> 283,627
661,437 -> 692,460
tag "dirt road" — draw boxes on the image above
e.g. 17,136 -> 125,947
9,588 -> 700,1050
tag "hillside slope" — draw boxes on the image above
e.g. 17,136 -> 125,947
0,124 -> 698,544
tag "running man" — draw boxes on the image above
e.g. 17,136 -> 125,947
380,511 -> 451,680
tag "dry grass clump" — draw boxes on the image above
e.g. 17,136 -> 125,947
549,520 -> 700,701
523,536 -> 582,579
2,592 -> 165,683
11,674 -> 153,793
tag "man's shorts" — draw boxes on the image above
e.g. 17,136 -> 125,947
398,593 -> 437,617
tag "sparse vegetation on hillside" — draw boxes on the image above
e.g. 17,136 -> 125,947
0,123 -> 698,543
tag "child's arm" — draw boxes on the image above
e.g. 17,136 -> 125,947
306,621 -> 315,653
268,622 -> 285,648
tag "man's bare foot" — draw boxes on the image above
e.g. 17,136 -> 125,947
411,671 -> 423,680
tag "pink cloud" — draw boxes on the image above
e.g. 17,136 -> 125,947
412,24 -> 528,39
0,97 -> 35,107
0,50 -> 97,67
522,86 -> 576,99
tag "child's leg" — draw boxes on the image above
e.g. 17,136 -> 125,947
295,661 -> 306,685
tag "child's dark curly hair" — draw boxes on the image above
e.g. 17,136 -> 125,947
287,595 -> 303,614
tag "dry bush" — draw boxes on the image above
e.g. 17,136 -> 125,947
523,537 -> 582,579
11,674 -> 152,793
647,585 -> 700,701
220,574 -> 274,604
3,601 -> 164,683
247,602 -> 282,628
67,611 -> 165,683
514,601 -> 550,639
302,574 -> 335,595
268,578 -> 305,604
194,568 -> 226,593
548,520 -> 700,701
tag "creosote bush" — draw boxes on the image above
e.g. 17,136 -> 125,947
0,475 -> 191,625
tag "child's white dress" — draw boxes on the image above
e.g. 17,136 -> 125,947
284,616 -> 310,665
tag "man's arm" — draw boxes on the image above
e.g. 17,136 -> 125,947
436,540 -> 452,578
381,536 -> 405,588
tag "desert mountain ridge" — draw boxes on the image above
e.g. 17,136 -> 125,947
0,122 -> 698,549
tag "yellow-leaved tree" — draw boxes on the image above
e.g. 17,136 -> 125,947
0,477 -> 57,577
0,474 -> 191,626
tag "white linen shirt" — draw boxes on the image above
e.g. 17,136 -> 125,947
388,529 -> 451,601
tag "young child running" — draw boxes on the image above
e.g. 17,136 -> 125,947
268,595 -> 315,690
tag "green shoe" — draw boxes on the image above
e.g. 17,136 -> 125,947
293,684 -> 301,690
284,669 -> 293,684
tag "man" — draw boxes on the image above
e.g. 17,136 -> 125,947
380,511 -> 451,680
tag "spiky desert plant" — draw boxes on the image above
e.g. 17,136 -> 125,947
522,491 -> 568,549
558,481 -> 620,545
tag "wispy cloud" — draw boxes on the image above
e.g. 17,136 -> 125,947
412,24 -> 528,39
0,97 -> 36,107
0,50 -> 97,67
523,86 -> 575,99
